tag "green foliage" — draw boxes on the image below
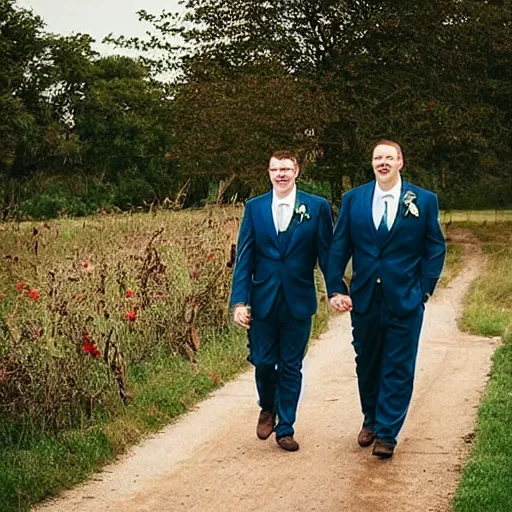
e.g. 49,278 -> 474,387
109,0 -> 512,207
0,209 -> 331,510
2,0 -> 512,216
0,0 -> 42,170
453,223 -> 512,512
460,224 -> 512,336
170,62 -> 335,189
0,209 -> 240,431
452,341 -> 512,512
0,329 -> 248,512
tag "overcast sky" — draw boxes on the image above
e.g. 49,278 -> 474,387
18,0 -> 184,54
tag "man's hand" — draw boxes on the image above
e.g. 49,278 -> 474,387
329,293 -> 353,313
233,305 -> 251,329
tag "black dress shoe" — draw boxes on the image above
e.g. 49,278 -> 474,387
357,426 -> 375,447
276,435 -> 300,452
256,410 -> 275,440
372,439 -> 395,459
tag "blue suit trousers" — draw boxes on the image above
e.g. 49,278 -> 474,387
351,284 -> 424,444
248,289 -> 312,438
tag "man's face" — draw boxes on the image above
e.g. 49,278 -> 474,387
268,157 -> 299,197
372,144 -> 403,190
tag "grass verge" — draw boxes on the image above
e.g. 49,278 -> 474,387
0,327 -> 248,511
452,223 -> 512,512
0,299 -> 330,512
439,238 -> 463,288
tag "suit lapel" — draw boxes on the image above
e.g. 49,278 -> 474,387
261,191 -> 279,249
282,191 -> 304,257
364,182 -> 379,245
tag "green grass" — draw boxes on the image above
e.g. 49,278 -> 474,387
0,205 -> 332,511
0,328 -> 249,511
0,208 -> 476,511
439,240 -> 463,288
0,310 -> 331,512
452,223 -> 512,512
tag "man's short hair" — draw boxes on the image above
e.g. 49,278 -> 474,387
270,150 -> 300,168
372,140 -> 403,161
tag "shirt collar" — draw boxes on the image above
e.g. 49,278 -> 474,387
375,176 -> 402,202
273,186 -> 296,207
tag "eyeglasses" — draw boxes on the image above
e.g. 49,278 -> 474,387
268,167 -> 295,172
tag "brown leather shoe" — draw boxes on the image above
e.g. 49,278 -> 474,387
276,435 -> 300,452
256,410 -> 275,440
357,426 -> 375,447
372,439 -> 395,459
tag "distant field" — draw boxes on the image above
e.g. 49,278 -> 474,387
441,210 -> 512,223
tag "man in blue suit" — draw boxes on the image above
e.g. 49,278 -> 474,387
230,150 -> 332,452
327,140 -> 446,458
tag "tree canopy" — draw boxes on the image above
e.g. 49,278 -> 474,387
1,0 -> 512,217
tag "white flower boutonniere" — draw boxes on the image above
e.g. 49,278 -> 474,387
295,203 -> 311,223
403,191 -> 420,217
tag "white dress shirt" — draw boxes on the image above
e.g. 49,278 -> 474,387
372,177 -> 402,230
272,186 -> 296,233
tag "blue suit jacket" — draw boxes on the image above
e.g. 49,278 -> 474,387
230,190 -> 332,320
326,180 -> 446,316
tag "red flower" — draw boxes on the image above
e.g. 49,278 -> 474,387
83,329 -> 91,343
207,253 -> 215,261
125,289 -> 134,298
16,282 -> 24,292
82,342 -> 100,358
192,272 -> 200,280
125,311 -> 136,322
33,328 -> 41,338
81,260 -> 89,269
28,288 -> 39,301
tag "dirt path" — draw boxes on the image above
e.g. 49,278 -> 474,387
36,228 -> 498,512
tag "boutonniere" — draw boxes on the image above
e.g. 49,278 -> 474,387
294,203 -> 311,223
403,191 -> 420,217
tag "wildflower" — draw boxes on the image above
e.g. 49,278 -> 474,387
81,260 -> 89,269
28,288 -> 39,301
82,342 -> 101,358
192,272 -> 200,280
125,311 -> 137,322
83,328 -> 91,343
125,289 -> 134,298
207,253 -> 215,261
16,282 -> 24,292
33,328 -> 41,338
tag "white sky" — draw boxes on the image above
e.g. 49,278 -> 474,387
17,0 -> 185,55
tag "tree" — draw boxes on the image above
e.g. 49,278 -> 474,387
170,60 -> 335,195
110,0 -> 512,206
0,0 -> 43,172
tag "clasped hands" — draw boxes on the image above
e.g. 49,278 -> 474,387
329,293 -> 353,313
